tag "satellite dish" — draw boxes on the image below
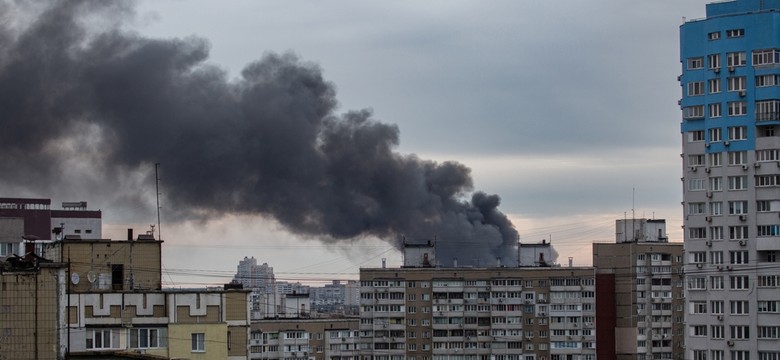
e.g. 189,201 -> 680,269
87,272 -> 96,283
71,272 -> 80,285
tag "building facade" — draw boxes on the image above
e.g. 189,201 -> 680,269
249,318 -> 360,360
593,219 -> 684,360
359,266 -> 597,360
681,1 -> 780,359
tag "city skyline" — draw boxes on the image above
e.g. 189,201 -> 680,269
1,1 -> 712,286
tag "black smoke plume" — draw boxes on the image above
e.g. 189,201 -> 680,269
0,1 -> 518,266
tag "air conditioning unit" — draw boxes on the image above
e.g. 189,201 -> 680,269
739,240 -> 746,246
696,263 -> 703,269
717,265 -> 723,271
715,68 -> 721,73
573,323 -> 578,327
705,167 -> 711,173
705,143 -> 711,148
539,312 -> 546,317
727,340 -> 735,346
725,141 -> 730,146
739,90 -> 746,97
739,215 -> 746,221
691,166 -> 698,172
755,162 -> 761,168
706,240 -> 712,247
729,66 -> 735,72
717,315 -> 723,321
726,265 -> 733,271
706,216 -> 712,222
706,192 -> 713,198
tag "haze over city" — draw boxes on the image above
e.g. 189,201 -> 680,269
0,1 -> 712,286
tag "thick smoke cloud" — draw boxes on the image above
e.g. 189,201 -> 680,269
0,1 -> 519,266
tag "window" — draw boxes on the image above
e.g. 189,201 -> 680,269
709,78 -> 721,94
688,82 -> 705,96
87,329 -> 118,349
757,74 -> 780,87
692,324 -> 708,336
758,326 -> 780,339
710,177 -> 723,192
758,176 -> 780,188
727,76 -> 747,91
728,151 -> 747,165
729,226 -> 748,240
757,149 -> 780,162
710,300 -> 724,314
688,57 -> 705,69
689,130 -> 706,142
708,32 -> 721,40
130,328 -> 167,349
688,277 -> 706,290
0,242 -> 18,257
690,155 -> 706,167
711,251 -> 724,264
689,227 -> 707,239
685,105 -> 705,119
758,200 -> 780,212
711,276 -> 724,290
712,325 -> 725,339
756,100 -> 780,121
758,224 -> 780,236
709,103 -> 722,117
726,29 -> 745,38
192,333 -> 205,352
709,53 -> 721,69
730,325 -> 750,339
729,275 -> 749,290
728,103 -> 748,117
729,251 -> 749,264
691,252 -> 707,263
758,300 -> 780,313
753,49 -> 780,66
730,300 -> 749,314
728,201 -> 748,215
728,176 -> 748,190
709,152 -> 723,166
689,178 -> 706,191
711,201 -> 723,215
727,51 -> 747,67
689,202 -> 706,215
758,275 -> 780,287
710,226 -> 724,240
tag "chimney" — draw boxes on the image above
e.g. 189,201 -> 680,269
127,228 -> 133,241
381,258 -> 386,269
453,258 -> 458,268
568,257 -> 573,268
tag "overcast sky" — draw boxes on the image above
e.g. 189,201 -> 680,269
7,1 -> 713,286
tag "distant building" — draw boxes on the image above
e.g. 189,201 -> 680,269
360,262 -> 597,360
593,219 -> 684,360
234,256 -> 275,293
250,318 -> 360,360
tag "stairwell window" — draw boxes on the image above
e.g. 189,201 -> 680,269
192,333 -> 205,352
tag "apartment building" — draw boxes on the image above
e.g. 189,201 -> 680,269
681,1 -> 780,359
359,263 -> 597,360
249,318 -> 360,360
593,219 -> 685,360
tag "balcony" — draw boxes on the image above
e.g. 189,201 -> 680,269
756,236 -> 780,251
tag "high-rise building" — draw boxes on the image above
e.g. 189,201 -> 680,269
359,265 -> 597,360
593,219 -> 684,360
681,2 -> 780,359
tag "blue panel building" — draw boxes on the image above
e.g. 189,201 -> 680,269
681,1 -> 780,360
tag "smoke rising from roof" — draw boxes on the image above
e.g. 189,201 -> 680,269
0,0 -> 519,266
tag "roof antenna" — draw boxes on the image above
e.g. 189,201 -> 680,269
155,163 -> 162,240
